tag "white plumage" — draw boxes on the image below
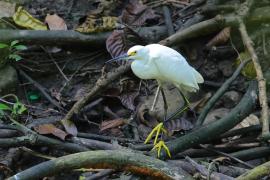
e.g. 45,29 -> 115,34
128,44 -> 204,92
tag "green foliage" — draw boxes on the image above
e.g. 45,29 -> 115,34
0,40 -> 27,62
0,94 -> 27,118
235,51 -> 256,79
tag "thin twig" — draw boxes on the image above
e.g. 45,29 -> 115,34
238,20 -> 269,137
200,145 -> 254,169
62,64 -> 130,125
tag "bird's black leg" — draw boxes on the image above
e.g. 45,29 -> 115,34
179,90 -> 190,108
165,90 -> 190,122
160,87 -> 168,121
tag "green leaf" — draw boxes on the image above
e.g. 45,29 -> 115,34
9,54 -> 22,61
0,43 -> 8,49
11,40 -> 19,47
14,45 -> 27,51
12,102 -> 27,115
29,94 -> 39,101
235,51 -> 255,79
0,103 -> 11,111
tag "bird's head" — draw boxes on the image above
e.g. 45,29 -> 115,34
105,45 -> 146,64
127,45 -> 145,60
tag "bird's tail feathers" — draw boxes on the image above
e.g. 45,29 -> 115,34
192,68 -> 204,84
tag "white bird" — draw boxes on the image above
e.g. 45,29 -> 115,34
128,44 -> 204,93
107,44 -> 204,156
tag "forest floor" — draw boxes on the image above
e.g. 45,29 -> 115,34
0,0 -> 270,179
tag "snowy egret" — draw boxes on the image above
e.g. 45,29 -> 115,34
107,44 -> 204,157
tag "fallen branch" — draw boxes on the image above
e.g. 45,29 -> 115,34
158,81 -> 257,159
238,20 -> 269,136
200,145 -> 254,169
236,160 -> 270,180
230,146 -> 270,162
185,156 -> 234,180
169,160 -> 248,178
62,64 -> 130,125
0,26 -> 167,46
159,15 -> 233,46
8,150 -> 193,180
0,119 -> 89,153
0,6 -> 268,47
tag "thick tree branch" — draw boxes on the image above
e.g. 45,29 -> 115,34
159,81 -> 257,159
8,150 -> 193,180
236,160 -> 270,180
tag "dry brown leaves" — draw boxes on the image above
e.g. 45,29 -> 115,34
45,14 -> 67,30
120,0 -> 158,26
100,118 -> 128,132
206,27 -> 231,48
34,124 -> 69,140
104,87 -> 138,111
106,0 -> 159,57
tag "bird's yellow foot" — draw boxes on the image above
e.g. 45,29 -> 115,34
152,140 -> 171,158
144,122 -> 167,145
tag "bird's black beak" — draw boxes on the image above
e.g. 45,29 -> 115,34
105,53 -> 129,64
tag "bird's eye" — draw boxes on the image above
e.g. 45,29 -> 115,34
131,51 -> 137,56
128,51 -> 137,56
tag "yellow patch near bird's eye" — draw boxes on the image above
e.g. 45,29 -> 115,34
128,51 -> 136,56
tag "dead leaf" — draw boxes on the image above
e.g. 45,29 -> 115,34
0,1 -> 16,18
106,0 -> 158,58
235,114 -> 260,129
119,76 -> 137,92
34,124 -> 69,140
103,87 -> 138,111
45,14 -> 67,30
165,118 -> 194,135
76,15 -> 118,33
119,92 -> 139,111
90,0 -> 122,16
106,30 -> 129,58
61,119 -> 78,136
206,27 -> 231,48
120,0 -> 158,26
13,6 -> 47,30
100,118 -> 127,132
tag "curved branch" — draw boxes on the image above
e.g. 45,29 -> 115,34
238,20 -> 269,136
158,81 -> 258,159
8,150 -> 193,180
